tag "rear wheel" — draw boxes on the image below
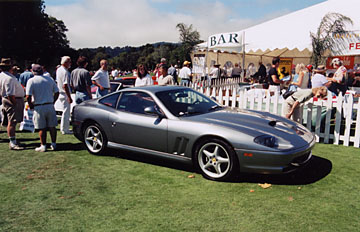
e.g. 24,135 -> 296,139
83,123 -> 107,155
194,138 -> 238,181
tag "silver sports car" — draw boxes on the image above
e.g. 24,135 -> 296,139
72,86 -> 315,181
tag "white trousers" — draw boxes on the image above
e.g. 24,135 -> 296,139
59,93 -> 71,132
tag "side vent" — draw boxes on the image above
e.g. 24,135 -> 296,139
173,137 -> 189,156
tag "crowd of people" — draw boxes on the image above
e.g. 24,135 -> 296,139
0,56 -> 189,152
1,54 -> 360,151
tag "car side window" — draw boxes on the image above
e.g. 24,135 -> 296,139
117,92 -> 157,115
99,93 -> 120,108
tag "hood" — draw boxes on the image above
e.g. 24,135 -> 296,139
183,108 -> 314,149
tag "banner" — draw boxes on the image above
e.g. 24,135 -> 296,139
193,54 -> 206,75
278,58 -> 293,80
332,31 -> 360,56
326,56 -> 354,70
207,31 -> 243,52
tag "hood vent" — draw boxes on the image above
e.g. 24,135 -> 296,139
268,121 -> 277,127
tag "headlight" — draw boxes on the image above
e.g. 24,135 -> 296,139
254,135 -> 278,148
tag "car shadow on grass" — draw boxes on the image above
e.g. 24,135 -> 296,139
234,155 -> 332,185
100,149 -> 332,185
103,149 -> 194,173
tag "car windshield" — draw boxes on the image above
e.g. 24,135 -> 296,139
156,88 -> 222,117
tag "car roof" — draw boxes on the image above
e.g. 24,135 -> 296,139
123,85 -> 189,94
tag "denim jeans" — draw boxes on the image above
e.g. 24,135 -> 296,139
75,91 -> 91,104
96,88 -> 109,98
180,79 -> 190,85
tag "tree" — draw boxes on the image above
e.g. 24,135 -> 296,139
310,12 -> 353,67
176,23 -> 202,63
0,0 -> 70,68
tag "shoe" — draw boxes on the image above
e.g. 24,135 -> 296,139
35,146 -> 46,152
9,143 -> 24,150
49,143 -> 57,151
61,131 -> 73,135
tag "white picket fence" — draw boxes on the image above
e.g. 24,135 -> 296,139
186,82 -> 360,148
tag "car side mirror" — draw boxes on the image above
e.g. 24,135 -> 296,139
144,106 -> 164,118
211,96 -> 217,102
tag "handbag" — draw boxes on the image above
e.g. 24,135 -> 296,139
282,90 -> 295,99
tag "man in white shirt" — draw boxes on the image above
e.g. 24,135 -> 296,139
26,64 -> 59,152
111,67 -> 119,79
179,61 -> 192,85
92,59 -> 110,98
56,56 -> 73,135
0,58 -> 25,150
311,65 -> 331,88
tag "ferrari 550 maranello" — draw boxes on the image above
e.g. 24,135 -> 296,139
72,86 -> 315,181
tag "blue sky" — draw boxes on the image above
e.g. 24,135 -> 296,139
45,0 -> 326,48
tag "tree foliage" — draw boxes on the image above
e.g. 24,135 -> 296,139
176,23 -> 202,62
0,0 -> 70,68
310,12 -> 353,67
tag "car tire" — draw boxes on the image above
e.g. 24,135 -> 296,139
194,138 -> 238,181
83,123 -> 107,155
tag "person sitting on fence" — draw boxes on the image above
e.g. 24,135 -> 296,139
288,63 -> 310,92
327,58 -> 348,96
284,86 -> 327,123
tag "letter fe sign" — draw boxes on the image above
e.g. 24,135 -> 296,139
349,43 -> 360,50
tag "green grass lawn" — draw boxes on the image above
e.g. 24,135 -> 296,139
0,129 -> 359,231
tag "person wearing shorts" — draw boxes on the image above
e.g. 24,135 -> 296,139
26,64 -> 59,152
0,58 -> 25,150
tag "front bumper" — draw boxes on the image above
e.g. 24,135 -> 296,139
235,139 -> 315,174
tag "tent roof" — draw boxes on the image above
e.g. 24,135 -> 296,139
197,0 -> 360,53
242,0 -> 359,52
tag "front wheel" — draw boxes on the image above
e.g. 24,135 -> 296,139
194,138 -> 238,181
83,123 -> 107,155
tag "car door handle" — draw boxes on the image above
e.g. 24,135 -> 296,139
112,122 -> 116,127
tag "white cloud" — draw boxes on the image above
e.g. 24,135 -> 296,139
46,0 -> 260,48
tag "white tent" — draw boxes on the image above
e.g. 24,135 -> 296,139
196,0 -> 360,55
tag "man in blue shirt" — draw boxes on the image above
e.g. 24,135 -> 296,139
19,65 -> 34,87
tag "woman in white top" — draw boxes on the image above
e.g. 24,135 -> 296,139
135,64 -> 153,87
289,63 -> 309,91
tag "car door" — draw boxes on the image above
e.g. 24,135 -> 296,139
108,91 -> 168,153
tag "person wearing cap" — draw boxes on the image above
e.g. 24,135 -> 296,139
284,86 -> 328,122
158,64 -> 174,86
179,61 -> 192,85
91,59 -> 110,98
10,66 -> 21,81
330,58 -> 347,96
56,56 -> 73,135
311,65 -> 331,88
71,56 -> 92,104
0,58 -> 25,150
26,64 -> 59,152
